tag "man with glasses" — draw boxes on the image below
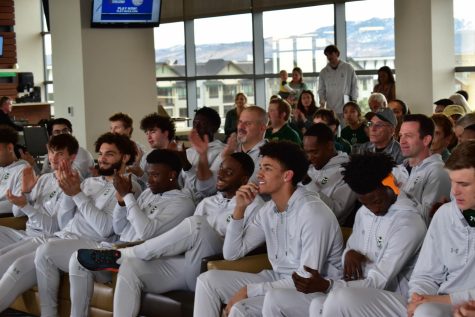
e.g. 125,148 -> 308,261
41,118 -> 95,178
191,106 -> 268,196
353,108 -> 404,164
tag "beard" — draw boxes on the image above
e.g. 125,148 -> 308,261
98,160 -> 123,176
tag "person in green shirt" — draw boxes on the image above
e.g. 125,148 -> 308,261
313,109 -> 352,154
341,101 -> 369,146
265,98 -> 302,145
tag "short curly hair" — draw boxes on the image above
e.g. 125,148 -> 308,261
146,149 -> 182,174
259,141 -> 309,186
140,113 -> 176,141
195,107 -> 221,132
48,134 -> 79,155
230,152 -> 255,178
342,152 -> 395,195
94,132 -> 136,165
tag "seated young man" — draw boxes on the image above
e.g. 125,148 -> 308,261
393,114 -> 451,224
265,98 -> 302,144
313,109 -> 352,154
68,149 -> 196,317
261,152 -> 426,317
0,125 -> 29,219
318,140 -> 475,317
34,133 -> 142,317
0,134 -> 81,311
76,152 -> 261,317
41,118 -> 95,178
1,134 -> 79,250
302,123 -> 357,224
179,107 -> 225,200
126,113 -> 176,187
193,141 -> 343,317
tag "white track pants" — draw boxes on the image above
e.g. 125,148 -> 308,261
34,238 -> 100,317
112,215 -> 224,317
69,251 -> 112,317
262,288 -> 324,317
319,287 -> 406,317
193,269 -> 282,317
0,238 -> 44,312
319,287 -> 454,317
0,226 -> 26,249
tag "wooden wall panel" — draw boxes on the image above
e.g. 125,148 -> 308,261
0,0 -> 15,68
0,0 -> 16,98
0,31 -> 16,68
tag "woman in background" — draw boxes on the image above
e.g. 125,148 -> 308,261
292,90 -> 318,134
373,66 -> 396,102
224,92 -> 248,139
288,67 -> 308,100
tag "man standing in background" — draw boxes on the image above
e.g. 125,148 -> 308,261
318,45 -> 359,124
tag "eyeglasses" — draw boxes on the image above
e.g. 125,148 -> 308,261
52,128 -> 71,135
366,121 -> 390,129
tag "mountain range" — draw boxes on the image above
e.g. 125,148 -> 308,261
156,17 -> 475,65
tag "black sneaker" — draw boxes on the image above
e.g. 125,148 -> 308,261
77,249 -> 121,272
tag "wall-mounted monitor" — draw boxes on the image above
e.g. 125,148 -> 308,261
0,36 -> 3,57
91,0 -> 161,28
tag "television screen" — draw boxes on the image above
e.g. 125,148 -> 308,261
91,0 -> 161,28
0,36 -> 3,57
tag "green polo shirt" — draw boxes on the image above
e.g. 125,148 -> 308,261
265,124 -> 302,145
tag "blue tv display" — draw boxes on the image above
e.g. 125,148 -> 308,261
91,0 -> 161,28
0,36 -> 3,57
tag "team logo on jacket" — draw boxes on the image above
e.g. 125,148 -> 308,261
150,205 -> 158,214
49,190 -> 57,199
226,214 -> 232,223
376,236 -> 383,248
321,177 -> 328,185
3,173 -> 9,180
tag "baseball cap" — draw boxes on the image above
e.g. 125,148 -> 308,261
374,108 -> 397,128
442,104 -> 466,118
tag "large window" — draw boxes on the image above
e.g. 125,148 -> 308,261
152,1 -> 399,132
454,0 -> 475,67
156,80 -> 188,128
346,0 -> 395,108
197,79 -> 255,120
263,5 -> 334,74
194,14 -> 253,76
154,22 -> 185,78
42,12 -> 53,103
454,0 -> 475,109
